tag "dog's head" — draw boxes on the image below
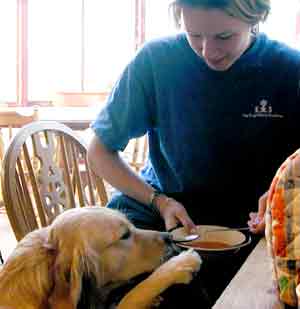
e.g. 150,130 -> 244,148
0,207 -> 177,309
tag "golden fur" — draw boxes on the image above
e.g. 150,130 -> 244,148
0,207 -> 201,309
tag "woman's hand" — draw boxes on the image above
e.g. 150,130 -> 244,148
248,191 -> 268,234
154,195 -> 196,233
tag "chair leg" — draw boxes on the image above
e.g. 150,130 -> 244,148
0,250 -> 4,264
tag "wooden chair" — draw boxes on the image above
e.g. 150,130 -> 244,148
0,106 -> 39,140
0,107 -> 39,206
1,121 -> 108,241
124,135 -> 148,172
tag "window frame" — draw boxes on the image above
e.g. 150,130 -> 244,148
13,0 -> 146,107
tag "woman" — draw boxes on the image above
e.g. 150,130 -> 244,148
88,0 -> 300,307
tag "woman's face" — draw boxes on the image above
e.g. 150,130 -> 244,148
181,6 -> 253,71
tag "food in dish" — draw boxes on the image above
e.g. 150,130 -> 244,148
171,225 -> 250,252
184,240 -> 231,250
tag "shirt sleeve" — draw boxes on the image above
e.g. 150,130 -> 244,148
91,45 -> 156,152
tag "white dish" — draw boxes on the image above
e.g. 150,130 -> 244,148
171,225 -> 251,252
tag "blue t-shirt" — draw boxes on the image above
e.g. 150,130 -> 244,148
92,33 -> 300,202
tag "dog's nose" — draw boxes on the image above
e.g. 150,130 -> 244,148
161,232 -> 183,255
161,232 -> 174,245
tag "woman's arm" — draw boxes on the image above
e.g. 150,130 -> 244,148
87,133 -> 154,206
87,133 -> 196,232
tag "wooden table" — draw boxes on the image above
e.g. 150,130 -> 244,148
37,106 -> 101,130
0,106 -> 102,131
0,105 -> 103,166
213,238 -> 284,309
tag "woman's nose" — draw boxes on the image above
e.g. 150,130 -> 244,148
201,38 -> 220,60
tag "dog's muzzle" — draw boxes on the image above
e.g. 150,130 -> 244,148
161,232 -> 183,263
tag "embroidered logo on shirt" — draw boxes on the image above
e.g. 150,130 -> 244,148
242,99 -> 283,119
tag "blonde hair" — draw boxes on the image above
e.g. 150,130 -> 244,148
170,0 -> 270,28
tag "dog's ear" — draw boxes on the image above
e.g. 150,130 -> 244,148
0,227 -> 55,308
49,239 -> 109,308
49,246 -> 84,308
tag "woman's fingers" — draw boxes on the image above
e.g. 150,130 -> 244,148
165,217 -> 180,232
176,208 -> 196,233
247,191 -> 268,234
248,212 -> 265,234
161,198 -> 196,232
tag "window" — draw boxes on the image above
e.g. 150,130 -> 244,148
28,0 -> 135,101
28,0 -> 82,100
0,1 -> 299,106
84,1 -> 135,92
260,0 -> 299,49
0,1 -> 17,103
145,0 -> 176,41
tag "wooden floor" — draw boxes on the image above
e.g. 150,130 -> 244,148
0,208 -> 17,261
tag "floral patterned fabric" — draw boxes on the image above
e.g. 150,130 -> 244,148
266,149 -> 300,307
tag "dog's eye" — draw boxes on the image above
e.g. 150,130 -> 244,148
120,230 -> 131,240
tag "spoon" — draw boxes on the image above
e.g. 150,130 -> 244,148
171,234 -> 200,243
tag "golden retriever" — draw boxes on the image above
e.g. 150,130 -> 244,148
0,206 -> 201,309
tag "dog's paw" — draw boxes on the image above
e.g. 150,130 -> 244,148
169,249 -> 202,284
156,248 -> 202,285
